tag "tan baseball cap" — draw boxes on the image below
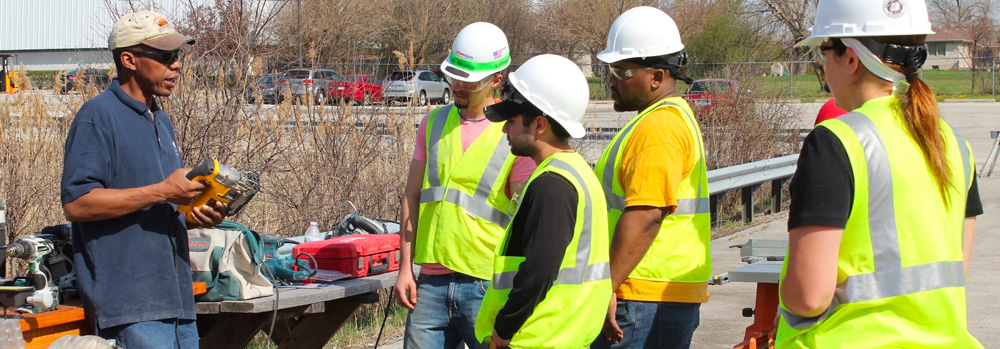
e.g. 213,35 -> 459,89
108,11 -> 194,51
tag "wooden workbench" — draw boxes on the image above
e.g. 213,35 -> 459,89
195,271 -> 397,349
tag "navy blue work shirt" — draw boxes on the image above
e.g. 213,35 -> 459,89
61,79 -> 196,330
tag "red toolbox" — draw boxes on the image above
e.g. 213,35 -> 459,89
293,234 -> 401,279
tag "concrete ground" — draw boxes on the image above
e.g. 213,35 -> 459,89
694,174 -> 999,347
380,106 -> 999,348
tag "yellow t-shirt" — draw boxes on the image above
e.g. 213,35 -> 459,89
616,107 -> 708,303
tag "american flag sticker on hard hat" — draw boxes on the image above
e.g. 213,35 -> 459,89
493,48 -> 504,60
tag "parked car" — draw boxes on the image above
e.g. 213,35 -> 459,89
382,70 -> 450,106
278,68 -> 341,104
58,68 -> 111,94
682,78 -> 742,115
328,74 -> 384,105
245,73 -> 284,104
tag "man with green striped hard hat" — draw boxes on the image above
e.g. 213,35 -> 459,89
394,22 -> 536,348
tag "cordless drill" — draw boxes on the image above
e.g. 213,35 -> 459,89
5,235 -> 58,312
178,158 -> 261,223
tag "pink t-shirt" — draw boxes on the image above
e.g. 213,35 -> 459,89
413,110 -> 536,275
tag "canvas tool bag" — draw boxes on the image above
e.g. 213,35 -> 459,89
188,221 -> 274,301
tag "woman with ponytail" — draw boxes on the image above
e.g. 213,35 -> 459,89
775,0 -> 983,347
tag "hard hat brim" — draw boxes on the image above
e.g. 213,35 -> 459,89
596,50 -> 623,63
795,35 -> 826,48
484,100 -> 522,122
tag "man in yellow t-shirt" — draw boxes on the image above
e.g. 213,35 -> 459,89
592,6 -> 711,349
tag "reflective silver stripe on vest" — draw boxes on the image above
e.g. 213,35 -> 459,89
600,101 -> 708,215
674,197 -> 711,215
948,124 -> 972,191
782,112 -> 968,329
840,113 -> 900,271
425,105 -> 452,188
419,105 -> 513,228
493,158 -> 610,290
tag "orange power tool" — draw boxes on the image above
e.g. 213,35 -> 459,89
178,158 -> 260,223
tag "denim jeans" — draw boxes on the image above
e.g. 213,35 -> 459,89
98,318 -> 198,349
591,299 -> 701,349
404,273 -> 489,349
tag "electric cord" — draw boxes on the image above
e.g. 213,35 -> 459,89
294,252 -> 319,278
174,318 -> 180,348
373,290 -> 394,349
256,260 -> 280,340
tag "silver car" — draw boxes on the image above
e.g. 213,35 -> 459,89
382,70 -> 451,106
279,68 -> 341,104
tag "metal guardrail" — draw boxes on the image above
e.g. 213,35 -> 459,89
707,154 -> 799,225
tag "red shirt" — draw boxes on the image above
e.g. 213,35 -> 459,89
814,98 -> 848,125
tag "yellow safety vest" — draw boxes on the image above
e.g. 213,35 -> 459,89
593,97 -> 712,289
414,105 -> 516,280
776,96 -> 981,348
475,152 -> 612,349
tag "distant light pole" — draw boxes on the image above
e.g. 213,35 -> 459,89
297,0 -> 302,68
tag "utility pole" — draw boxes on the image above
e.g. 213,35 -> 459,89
297,0 -> 302,68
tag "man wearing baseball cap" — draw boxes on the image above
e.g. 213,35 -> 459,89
61,10 -> 221,348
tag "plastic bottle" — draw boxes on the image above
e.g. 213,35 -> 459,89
0,319 -> 25,349
304,222 -> 323,242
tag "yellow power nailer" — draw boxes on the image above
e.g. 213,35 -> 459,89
178,158 -> 260,223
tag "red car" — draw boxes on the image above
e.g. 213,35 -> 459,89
682,78 -> 741,115
328,74 -> 384,104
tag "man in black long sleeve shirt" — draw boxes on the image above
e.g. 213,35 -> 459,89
474,54 -> 611,349
493,173 -> 578,338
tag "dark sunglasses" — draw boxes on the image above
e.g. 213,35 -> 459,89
129,49 -> 182,64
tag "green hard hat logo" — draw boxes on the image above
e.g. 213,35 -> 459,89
449,51 -> 510,73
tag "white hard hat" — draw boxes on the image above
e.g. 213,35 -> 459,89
796,0 -> 934,47
596,6 -> 684,63
440,22 -> 511,82
484,54 -> 589,138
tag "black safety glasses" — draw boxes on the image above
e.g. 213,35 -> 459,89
814,39 -> 846,66
129,49 -> 182,64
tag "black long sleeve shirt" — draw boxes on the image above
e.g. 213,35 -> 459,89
494,173 -> 578,340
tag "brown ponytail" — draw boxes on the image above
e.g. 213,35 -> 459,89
879,35 -> 953,204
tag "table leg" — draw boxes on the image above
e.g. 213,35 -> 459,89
275,293 -> 372,349
199,312 -> 270,349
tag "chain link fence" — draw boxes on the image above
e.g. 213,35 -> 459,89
249,56 -> 1000,99
21,55 -> 997,98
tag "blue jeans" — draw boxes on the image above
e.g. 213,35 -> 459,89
404,273 -> 489,349
591,300 -> 701,349
98,319 -> 198,349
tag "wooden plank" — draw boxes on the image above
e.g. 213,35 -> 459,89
16,305 -> 85,330
198,312 -> 270,349
275,294 -> 370,349
12,305 -> 90,349
216,272 -> 397,313
24,324 -> 84,349
196,302 -> 220,314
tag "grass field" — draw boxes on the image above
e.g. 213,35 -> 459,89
757,70 -> 1000,101
588,69 -> 1000,102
